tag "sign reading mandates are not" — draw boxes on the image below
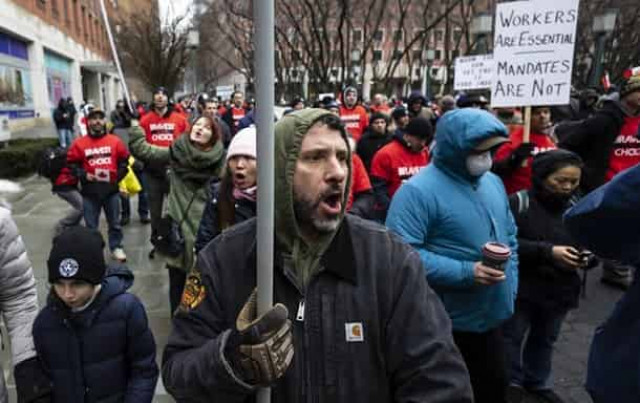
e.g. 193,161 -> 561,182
454,54 -> 494,91
491,0 -> 580,108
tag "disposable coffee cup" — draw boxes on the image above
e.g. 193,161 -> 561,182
482,242 -> 511,272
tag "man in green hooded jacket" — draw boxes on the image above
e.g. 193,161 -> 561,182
162,109 -> 473,402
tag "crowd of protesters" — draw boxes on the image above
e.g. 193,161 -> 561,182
0,66 -> 638,402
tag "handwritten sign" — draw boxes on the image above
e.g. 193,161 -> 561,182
491,0 -> 579,108
454,55 -> 494,91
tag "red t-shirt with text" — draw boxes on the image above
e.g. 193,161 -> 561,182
370,140 -> 429,197
494,127 -> 557,195
606,115 -> 640,181
66,134 -> 129,184
340,105 -> 369,142
139,111 -> 188,148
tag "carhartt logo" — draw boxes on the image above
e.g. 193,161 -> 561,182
345,322 -> 364,342
59,258 -> 79,278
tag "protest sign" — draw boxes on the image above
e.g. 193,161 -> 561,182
454,54 -> 494,91
491,0 -> 580,108
216,85 -> 234,100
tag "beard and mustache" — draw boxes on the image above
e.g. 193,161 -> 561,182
293,183 -> 344,235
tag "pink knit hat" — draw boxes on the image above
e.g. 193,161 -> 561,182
226,127 -> 257,162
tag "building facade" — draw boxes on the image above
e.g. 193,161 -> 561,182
0,0 -> 152,135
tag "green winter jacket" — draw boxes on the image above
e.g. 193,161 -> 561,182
129,125 -> 225,271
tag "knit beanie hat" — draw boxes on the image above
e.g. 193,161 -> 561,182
405,116 -> 434,140
47,226 -> 106,285
369,112 -> 389,125
226,127 -> 257,162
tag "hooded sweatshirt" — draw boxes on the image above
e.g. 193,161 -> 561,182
386,108 -> 519,333
274,109 -> 352,288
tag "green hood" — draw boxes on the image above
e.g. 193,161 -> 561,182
274,109 -> 352,288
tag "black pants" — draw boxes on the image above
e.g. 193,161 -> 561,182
168,266 -> 187,316
453,327 -> 508,403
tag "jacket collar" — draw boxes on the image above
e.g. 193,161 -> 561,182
245,218 -> 358,287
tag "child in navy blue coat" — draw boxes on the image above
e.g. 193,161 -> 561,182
33,226 -> 158,402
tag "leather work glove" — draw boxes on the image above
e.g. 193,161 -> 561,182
510,142 -> 535,166
225,289 -> 294,387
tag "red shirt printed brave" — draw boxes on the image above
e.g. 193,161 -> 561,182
139,110 -> 188,148
370,139 -> 429,198
494,127 -> 557,195
339,105 -> 369,142
606,115 -> 640,181
67,134 -> 129,184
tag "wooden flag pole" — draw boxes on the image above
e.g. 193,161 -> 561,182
522,106 -> 532,167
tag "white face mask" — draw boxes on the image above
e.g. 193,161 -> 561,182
466,151 -> 493,177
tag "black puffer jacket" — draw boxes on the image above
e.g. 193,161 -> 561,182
162,215 -> 473,402
559,99 -> 625,192
356,129 -> 392,173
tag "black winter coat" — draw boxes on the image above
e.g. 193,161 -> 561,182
559,101 -> 625,192
194,180 -> 256,253
163,215 -> 473,402
356,129 -> 392,173
33,265 -> 159,403
509,191 -> 583,311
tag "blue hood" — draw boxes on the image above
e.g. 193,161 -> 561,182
432,108 -> 508,181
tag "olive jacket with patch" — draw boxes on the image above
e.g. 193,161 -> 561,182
162,215 -> 473,403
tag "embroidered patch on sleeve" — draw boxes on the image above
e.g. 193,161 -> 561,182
179,271 -> 207,311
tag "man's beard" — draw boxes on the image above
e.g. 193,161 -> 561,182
88,125 -> 106,137
293,187 -> 343,235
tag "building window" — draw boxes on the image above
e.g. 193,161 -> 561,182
413,50 -> 422,61
331,68 -> 339,77
81,6 -> 88,40
393,29 -> 403,41
435,49 -> 442,60
51,0 -> 59,17
73,0 -> 80,33
393,49 -> 404,60
435,30 -> 444,42
452,29 -> 462,43
352,29 -> 362,42
373,29 -> 384,41
452,50 -> 460,59
372,50 -> 383,62
63,0 -> 70,25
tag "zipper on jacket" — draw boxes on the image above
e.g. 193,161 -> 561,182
296,300 -> 305,321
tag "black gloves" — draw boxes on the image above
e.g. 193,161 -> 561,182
225,290 -> 294,387
14,357 -> 52,403
510,142 -> 535,166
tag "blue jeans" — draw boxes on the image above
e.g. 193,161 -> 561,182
83,193 -> 122,251
57,128 -> 73,148
121,171 -> 149,218
504,300 -> 567,390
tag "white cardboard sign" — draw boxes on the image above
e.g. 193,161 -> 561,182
454,54 -> 494,91
491,0 -> 580,108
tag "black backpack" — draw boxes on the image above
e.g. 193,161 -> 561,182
38,147 -> 67,180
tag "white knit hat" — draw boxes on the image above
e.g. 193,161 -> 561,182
227,127 -> 257,162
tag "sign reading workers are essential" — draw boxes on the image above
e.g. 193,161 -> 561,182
491,0 -> 580,108
454,54 -> 494,91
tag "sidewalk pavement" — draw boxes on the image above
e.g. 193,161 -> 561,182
1,176 -> 626,402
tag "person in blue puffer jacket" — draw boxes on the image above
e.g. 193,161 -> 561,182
33,226 -> 158,402
387,108 -> 518,403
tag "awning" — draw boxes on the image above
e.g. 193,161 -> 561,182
80,61 -> 117,75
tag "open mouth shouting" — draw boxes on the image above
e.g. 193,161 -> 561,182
319,190 -> 343,216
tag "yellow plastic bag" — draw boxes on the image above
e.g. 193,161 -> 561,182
119,157 -> 142,196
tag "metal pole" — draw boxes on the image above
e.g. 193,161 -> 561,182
591,34 -> 606,88
99,0 -> 134,113
254,0 -> 275,401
